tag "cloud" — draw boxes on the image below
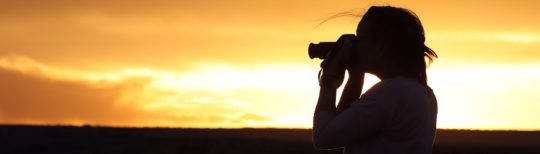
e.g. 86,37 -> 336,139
237,113 -> 272,122
0,55 -> 280,127
0,67 -> 149,125
2,0 -> 540,71
0,0 -> 317,70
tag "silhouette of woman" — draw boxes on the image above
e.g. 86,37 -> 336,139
312,6 -> 438,153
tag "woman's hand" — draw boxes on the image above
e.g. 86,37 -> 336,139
317,34 -> 364,113
319,34 -> 357,89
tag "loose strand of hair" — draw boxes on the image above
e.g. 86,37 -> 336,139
313,8 -> 366,29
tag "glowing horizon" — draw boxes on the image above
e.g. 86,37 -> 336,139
1,0 -> 540,130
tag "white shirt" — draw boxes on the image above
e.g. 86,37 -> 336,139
313,76 -> 438,154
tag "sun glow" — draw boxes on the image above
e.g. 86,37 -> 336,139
429,32 -> 538,43
3,54 -> 540,129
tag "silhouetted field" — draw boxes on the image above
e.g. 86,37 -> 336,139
1,125 -> 539,154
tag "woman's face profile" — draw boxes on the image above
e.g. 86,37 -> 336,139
354,18 -> 385,74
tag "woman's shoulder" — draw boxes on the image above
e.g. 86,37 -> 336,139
363,76 -> 430,99
381,76 -> 424,89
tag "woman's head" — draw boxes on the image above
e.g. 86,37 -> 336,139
353,6 -> 437,85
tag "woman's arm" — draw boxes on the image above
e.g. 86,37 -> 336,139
313,85 -> 339,149
336,73 -> 364,113
313,74 -> 364,149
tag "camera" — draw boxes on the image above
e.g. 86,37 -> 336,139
308,34 -> 356,60
308,42 -> 336,59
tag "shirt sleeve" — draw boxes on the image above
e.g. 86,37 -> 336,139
313,81 -> 400,149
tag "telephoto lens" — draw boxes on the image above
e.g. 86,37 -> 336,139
308,42 -> 335,59
308,34 -> 356,59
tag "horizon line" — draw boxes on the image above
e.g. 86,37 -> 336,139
2,123 -> 540,132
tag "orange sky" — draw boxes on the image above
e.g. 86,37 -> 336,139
1,0 -> 540,130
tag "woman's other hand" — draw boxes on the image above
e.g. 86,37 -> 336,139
319,34 -> 357,89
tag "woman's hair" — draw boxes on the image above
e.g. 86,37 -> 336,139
361,6 -> 437,86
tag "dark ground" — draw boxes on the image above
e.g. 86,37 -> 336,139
1,125 -> 539,154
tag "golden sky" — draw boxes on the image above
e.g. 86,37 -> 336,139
1,0 -> 540,130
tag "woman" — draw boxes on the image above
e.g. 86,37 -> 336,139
312,6 -> 438,154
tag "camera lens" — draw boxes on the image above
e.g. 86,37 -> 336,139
308,42 -> 335,59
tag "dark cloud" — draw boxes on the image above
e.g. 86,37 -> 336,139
0,68 -> 153,125
0,66 -> 273,127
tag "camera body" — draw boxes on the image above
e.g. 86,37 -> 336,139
308,34 -> 357,60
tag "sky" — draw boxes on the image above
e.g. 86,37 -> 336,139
1,0 -> 540,130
